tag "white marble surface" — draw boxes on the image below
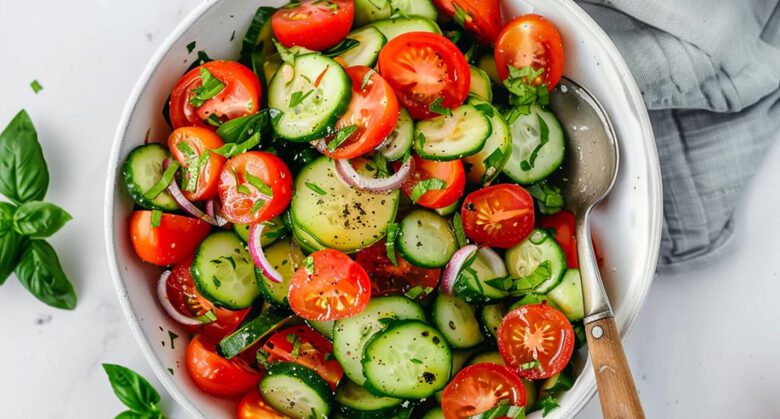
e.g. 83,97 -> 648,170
1,1 -> 779,418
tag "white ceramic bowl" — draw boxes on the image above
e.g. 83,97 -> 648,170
104,0 -> 662,417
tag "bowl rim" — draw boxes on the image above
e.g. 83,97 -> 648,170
103,0 -> 662,417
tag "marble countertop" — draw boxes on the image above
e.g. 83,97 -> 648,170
2,0 -> 779,417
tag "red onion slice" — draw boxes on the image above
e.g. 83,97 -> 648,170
248,223 -> 284,283
441,245 -> 478,295
333,157 -> 412,192
206,198 -> 229,227
157,270 -> 205,326
163,159 -> 219,226
477,247 -> 507,278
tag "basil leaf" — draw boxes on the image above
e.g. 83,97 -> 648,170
14,240 -> 76,309
12,201 -> 72,239
216,110 -> 271,144
533,394 -> 559,417
452,2 -> 472,28
1,204 -> 24,285
290,89 -> 315,108
114,410 -> 162,419
385,223 -> 399,267
150,210 -> 163,228
246,173 -> 273,196
410,178 -> 446,203
189,67 -> 226,107
429,97 -> 452,116
527,182 -> 564,215
451,213 -> 468,248
0,110 -> 49,204
213,132 -> 261,159
328,125 -> 358,153
0,201 -> 14,236
102,364 -> 165,417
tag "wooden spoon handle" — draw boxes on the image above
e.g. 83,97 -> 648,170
585,316 -> 645,419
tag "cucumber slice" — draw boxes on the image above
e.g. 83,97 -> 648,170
240,6 -> 276,83
508,293 -> 561,311
335,379 -> 403,411
469,66 -> 493,102
503,105 -> 565,184
434,200 -> 459,217
464,98 -> 512,185
369,17 -> 442,42
334,296 -> 426,386
256,237 -> 304,306
546,269 -> 584,321
192,231 -> 261,309
217,310 -> 294,358
397,209 -> 457,268
467,350 -> 505,366
122,144 -> 179,211
291,219 -> 327,254
356,0 -> 438,26
307,319 -> 335,340
291,157 -> 399,253
379,108 -> 414,161
339,26 -> 387,67
388,0 -> 437,20
260,362 -> 331,418
234,216 -> 286,246
478,55 -> 501,84
362,320 -> 452,398
423,408 -> 446,419
504,229 -> 567,294
414,105 -> 491,161
432,293 -> 484,349
452,247 -> 509,304
480,302 -> 507,339
268,54 -> 352,142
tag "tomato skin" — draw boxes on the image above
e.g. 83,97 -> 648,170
129,211 -> 211,266
497,304 -> 575,380
185,335 -> 262,398
441,363 -> 527,419
322,66 -> 400,160
288,249 -> 372,321
272,0 -> 354,51
461,184 -> 535,249
355,241 -> 440,299
168,127 -> 227,201
169,61 -> 261,129
218,151 -> 293,225
433,0 -> 503,43
538,209 -> 604,268
400,156 -> 465,209
263,325 -> 344,390
237,389 -> 287,419
494,14 -> 564,89
378,32 -> 470,120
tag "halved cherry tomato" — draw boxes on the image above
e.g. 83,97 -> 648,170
168,127 -> 227,201
355,241 -> 440,299
169,60 -> 261,129
271,0 -> 354,51
322,66 -> 400,160
218,151 -> 293,225
441,363 -> 527,419
538,210 -> 604,269
461,184 -> 534,248
494,14 -> 564,89
263,325 -> 343,390
288,249 -> 371,321
237,389 -> 287,419
497,304 -> 574,380
433,0 -> 503,44
378,32 -> 470,120
185,334 -> 262,398
129,211 -> 211,266
400,155 -> 465,209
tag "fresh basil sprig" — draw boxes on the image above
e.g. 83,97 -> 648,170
467,401 -> 526,419
0,110 -> 76,309
102,364 -> 167,419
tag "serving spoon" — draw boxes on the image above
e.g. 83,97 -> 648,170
547,78 -> 645,419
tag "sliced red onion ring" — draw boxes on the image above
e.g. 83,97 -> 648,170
162,159 -> 220,226
441,244 -> 478,295
206,198 -> 229,228
248,223 -> 284,283
477,247 -> 507,277
334,157 -> 412,192
157,270 -> 204,326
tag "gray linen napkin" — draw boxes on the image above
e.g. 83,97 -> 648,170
576,0 -> 780,273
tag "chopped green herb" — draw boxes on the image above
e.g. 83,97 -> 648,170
204,114 -> 222,127
186,41 -> 197,53
287,334 -> 301,358
410,178 -> 446,204
237,184 -> 252,195
520,360 -> 541,371
445,29 -> 463,44
503,65 -> 549,122
143,161 -> 180,200
520,114 -> 550,171
167,368 -> 174,375
328,124 -> 358,152
480,148 -> 504,184
245,173 -> 273,196
305,181 -> 327,195
168,330 -> 179,350
290,89 -> 315,108
30,80 -> 43,94
230,30 -> 236,41
373,152 -> 389,177
404,285 -> 433,300
256,349 -> 271,369
212,276 -> 222,289
150,210 -> 163,228
410,358 -> 423,364
273,39 -> 296,65
451,213 -> 468,248
429,97 -> 452,116
416,131 -> 427,149
474,103 -> 495,118
527,181 -> 564,214
361,69 -> 375,90
467,400 -> 525,419
176,141 -> 198,160
213,132 -> 261,158
385,223 -> 399,266
486,261 -> 552,295
452,2 -> 472,28
534,394 -> 559,417
304,256 -> 314,275
190,67 -> 226,107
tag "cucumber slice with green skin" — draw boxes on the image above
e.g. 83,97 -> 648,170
504,229 -> 567,294
192,231 -> 261,309
478,55 -> 501,84
234,216 -> 286,246
256,237 -> 304,306
268,54 -> 352,142
291,157 -> 399,253
432,293 -> 484,349
291,220 -> 327,254
467,350 -> 505,366
260,362 -> 331,418
334,296 -> 426,386
452,247 -> 509,304
378,108 -> 414,161
122,144 -> 179,211
217,310 -> 294,358
423,407 -> 446,419
240,6 -> 276,84
339,26 -> 387,67
397,209 -> 457,268
307,320 -> 335,340
469,66 -> 493,102
369,17 -> 442,42
480,302 -> 507,339
508,293 -> 561,311
464,98 -> 512,185
388,0 -> 438,20
503,105 -> 566,184
414,105 -> 491,161
362,320 -> 452,399
355,0 -> 438,26
335,404 -> 415,419
434,200 -> 459,217
546,269 -> 584,321
335,379 -> 403,411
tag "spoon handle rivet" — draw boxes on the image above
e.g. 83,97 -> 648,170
591,325 -> 603,339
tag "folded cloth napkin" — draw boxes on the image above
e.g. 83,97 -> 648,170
576,0 -> 780,274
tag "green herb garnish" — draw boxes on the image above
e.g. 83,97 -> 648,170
102,364 -> 167,419
190,67 -> 226,107
30,80 -> 43,94
245,173 -> 273,196
527,181 -> 564,214
305,181 -> 327,196
304,256 -> 314,275
452,2 -> 472,28
361,69 -> 375,90
410,178 -> 446,203
451,213 -> 468,248
385,223 -> 399,266
429,97 -> 452,116
287,334 -> 301,358
520,114 -> 549,171
290,89 -> 315,108
328,124 -> 358,152
480,148 -> 504,184
186,41 -> 197,53
150,210 -> 163,228
143,161 -> 179,200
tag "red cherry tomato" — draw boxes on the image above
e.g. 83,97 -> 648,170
497,304 -> 575,380
538,209 -> 604,268
218,151 -> 293,225
461,184 -> 534,248
169,61 -> 261,129
322,66 -> 400,160
271,0 -> 354,51
263,325 -> 343,390
494,14 -> 564,89
378,32 -> 470,120
441,363 -> 527,419
400,156 -> 465,209
354,241 -> 440,299
237,389 -> 287,419
185,334 -> 262,398
129,211 -> 211,266
433,0 -> 503,44
288,249 -> 371,321
168,127 -> 227,201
